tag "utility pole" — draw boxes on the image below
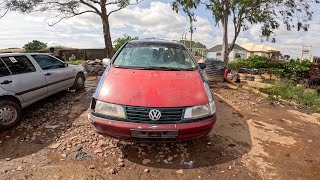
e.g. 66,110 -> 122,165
189,21 -> 196,54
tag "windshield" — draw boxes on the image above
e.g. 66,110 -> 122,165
113,42 -> 197,70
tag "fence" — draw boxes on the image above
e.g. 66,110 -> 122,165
53,48 -> 107,61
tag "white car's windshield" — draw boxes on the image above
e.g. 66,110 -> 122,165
113,41 -> 197,70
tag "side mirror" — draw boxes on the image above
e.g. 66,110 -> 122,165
64,62 -> 68,67
102,58 -> 111,66
198,63 -> 206,70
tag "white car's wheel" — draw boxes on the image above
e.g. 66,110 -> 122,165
0,100 -> 21,130
72,73 -> 85,90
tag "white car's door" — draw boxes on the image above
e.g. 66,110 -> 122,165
30,54 -> 75,93
0,55 -> 47,103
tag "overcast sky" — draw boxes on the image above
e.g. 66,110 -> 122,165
0,1 -> 319,58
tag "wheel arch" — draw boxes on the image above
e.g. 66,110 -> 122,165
0,95 -> 22,108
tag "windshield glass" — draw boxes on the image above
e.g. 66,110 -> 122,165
113,42 -> 197,70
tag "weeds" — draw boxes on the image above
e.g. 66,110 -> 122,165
262,81 -> 320,111
68,59 -> 85,65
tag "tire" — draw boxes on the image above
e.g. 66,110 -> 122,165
72,73 -> 85,91
0,100 -> 21,130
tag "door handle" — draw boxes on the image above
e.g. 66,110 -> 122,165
45,73 -> 52,76
0,80 -> 12,85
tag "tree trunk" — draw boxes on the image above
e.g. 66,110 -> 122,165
221,16 -> 229,64
222,0 -> 229,65
102,17 -> 113,58
100,0 -> 113,59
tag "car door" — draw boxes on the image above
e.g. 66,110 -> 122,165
0,55 -> 47,103
31,54 -> 75,93
0,59 -> 12,92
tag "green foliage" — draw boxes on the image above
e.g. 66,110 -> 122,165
228,56 -> 314,82
113,34 -> 137,52
68,59 -> 85,65
279,59 -> 313,82
227,56 -> 273,71
262,81 -> 320,111
67,54 -> 85,65
23,40 -> 47,52
3,0 -> 41,13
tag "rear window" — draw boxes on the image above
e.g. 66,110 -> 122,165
1,56 -> 36,75
0,59 -> 11,77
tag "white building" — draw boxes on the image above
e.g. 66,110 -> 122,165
206,44 -> 247,61
241,43 -> 281,59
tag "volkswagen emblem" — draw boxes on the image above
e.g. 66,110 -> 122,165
149,109 -> 161,121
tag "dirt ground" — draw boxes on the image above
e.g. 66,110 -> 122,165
0,77 -> 319,180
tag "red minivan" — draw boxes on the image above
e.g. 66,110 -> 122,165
88,39 -> 217,141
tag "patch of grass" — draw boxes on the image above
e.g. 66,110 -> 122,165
246,88 -> 254,94
262,81 -> 320,111
68,60 -> 85,65
263,79 -> 276,84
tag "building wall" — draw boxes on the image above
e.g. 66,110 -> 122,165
54,49 -> 107,60
207,49 -> 247,61
230,50 -> 247,61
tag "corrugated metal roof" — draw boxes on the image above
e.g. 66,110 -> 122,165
241,43 -> 280,52
207,44 -> 247,52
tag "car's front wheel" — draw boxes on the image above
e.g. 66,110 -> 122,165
0,100 -> 21,130
72,73 -> 85,90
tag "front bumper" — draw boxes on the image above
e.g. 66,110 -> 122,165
88,112 -> 216,141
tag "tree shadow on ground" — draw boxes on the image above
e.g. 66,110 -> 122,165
0,78 -> 98,160
122,95 -> 252,169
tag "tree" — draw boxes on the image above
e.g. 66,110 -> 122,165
1,0 -> 39,18
2,0 -> 142,58
113,34 -> 137,52
173,0 -> 318,64
23,40 -> 47,52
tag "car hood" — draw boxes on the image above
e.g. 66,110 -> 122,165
97,67 -> 209,107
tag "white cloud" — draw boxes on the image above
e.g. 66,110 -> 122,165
0,1 -> 319,58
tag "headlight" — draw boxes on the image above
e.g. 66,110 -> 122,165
184,102 -> 216,119
95,100 -> 126,118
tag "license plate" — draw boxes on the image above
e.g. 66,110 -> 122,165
130,130 -> 179,139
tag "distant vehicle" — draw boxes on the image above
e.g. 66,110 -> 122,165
88,39 -> 217,141
0,53 -> 87,130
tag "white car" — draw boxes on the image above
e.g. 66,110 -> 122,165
0,53 -> 87,130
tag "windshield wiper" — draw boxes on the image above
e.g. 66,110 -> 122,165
114,66 -> 149,70
143,67 -> 196,71
115,66 -> 195,71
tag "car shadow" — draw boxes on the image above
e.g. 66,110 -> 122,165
0,78 -> 98,160
121,95 -> 252,169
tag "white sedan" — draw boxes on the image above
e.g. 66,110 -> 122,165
0,53 -> 87,130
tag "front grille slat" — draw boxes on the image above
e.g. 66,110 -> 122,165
125,106 -> 184,123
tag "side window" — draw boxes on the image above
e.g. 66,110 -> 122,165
32,55 -> 64,70
0,59 -> 11,77
1,56 -> 36,75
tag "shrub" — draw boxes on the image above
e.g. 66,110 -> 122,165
280,59 -> 312,82
306,64 -> 320,88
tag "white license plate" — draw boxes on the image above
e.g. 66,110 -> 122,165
130,130 -> 179,138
